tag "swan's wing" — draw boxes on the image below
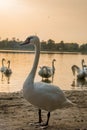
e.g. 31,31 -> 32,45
83,66 -> 87,71
42,66 -> 53,75
0,66 -> 7,72
33,82 -> 67,111
38,66 -> 52,77
71,65 -> 81,74
38,66 -> 48,76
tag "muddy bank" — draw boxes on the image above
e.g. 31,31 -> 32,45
0,90 -> 87,130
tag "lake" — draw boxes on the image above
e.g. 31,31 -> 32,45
0,51 -> 87,92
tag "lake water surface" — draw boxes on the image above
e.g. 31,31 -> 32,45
0,51 -> 87,92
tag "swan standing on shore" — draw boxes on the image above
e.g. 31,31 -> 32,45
38,59 -> 56,80
21,36 -> 74,127
0,58 -> 7,73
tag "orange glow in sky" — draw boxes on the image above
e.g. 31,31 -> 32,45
0,0 -> 87,43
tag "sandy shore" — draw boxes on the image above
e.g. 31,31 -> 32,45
0,90 -> 87,130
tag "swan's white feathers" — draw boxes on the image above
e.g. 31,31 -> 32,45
0,58 -> 7,73
1,66 -> 7,72
38,59 -> 56,79
23,81 -> 70,111
72,60 -> 87,79
22,35 -> 74,114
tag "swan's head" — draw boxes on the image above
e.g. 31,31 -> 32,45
2,58 -> 5,61
21,36 -> 40,46
71,65 -> 75,76
82,59 -> 85,64
7,60 -> 10,64
52,59 -> 56,63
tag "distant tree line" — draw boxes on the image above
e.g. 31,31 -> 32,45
0,38 -> 87,53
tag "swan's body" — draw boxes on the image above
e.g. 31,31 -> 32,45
4,60 -> 12,76
71,59 -> 87,79
38,59 -> 56,80
82,59 -> 87,76
23,81 -> 71,111
71,65 -> 86,79
71,78 -> 87,88
21,36 -> 74,127
0,58 -> 7,73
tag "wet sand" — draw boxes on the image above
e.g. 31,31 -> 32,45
0,90 -> 87,130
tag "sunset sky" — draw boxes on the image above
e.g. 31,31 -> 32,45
0,0 -> 87,43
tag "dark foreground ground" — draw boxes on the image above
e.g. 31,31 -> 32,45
0,90 -> 87,130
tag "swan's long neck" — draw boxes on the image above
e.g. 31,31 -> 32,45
72,65 -> 80,75
28,42 -> 40,83
52,61 -> 55,68
82,60 -> 85,70
2,60 -> 4,67
52,60 -> 55,74
8,62 -> 10,68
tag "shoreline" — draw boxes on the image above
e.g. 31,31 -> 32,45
0,49 -> 81,54
0,90 -> 87,130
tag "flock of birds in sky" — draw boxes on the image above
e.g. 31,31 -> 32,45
0,36 -> 87,128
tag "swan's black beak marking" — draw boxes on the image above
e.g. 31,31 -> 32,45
20,36 -> 33,46
20,40 -> 30,46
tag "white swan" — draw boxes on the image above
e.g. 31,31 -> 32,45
38,59 -> 56,80
0,58 -> 7,73
4,60 -> 12,76
71,59 -> 87,79
21,36 -> 75,127
81,59 -> 87,75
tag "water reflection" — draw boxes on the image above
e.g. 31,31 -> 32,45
1,72 -> 12,84
71,78 -> 87,89
40,71 -> 55,84
41,79 -> 52,83
0,52 -> 87,92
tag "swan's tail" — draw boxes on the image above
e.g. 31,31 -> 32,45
63,99 -> 77,108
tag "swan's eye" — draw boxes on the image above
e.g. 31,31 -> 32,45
27,36 -> 34,42
20,36 -> 34,46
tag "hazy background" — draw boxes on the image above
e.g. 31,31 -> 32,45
0,0 -> 87,43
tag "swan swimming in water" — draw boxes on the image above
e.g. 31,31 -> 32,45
4,60 -> 12,76
21,36 -> 75,127
71,59 -> 87,79
38,59 -> 56,80
0,58 -> 7,73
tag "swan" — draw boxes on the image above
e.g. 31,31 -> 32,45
4,60 -> 12,76
81,59 -> 87,75
71,78 -> 87,88
38,59 -> 56,80
21,36 -> 75,127
0,58 -> 7,73
71,59 -> 87,79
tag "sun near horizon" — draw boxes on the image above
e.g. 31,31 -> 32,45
0,0 -> 87,44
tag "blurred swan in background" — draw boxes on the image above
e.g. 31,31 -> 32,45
21,36 -> 75,128
0,58 -> 7,73
1,72 -> 11,84
71,78 -> 87,88
81,59 -> 87,73
4,60 -> 12,76
38,59 -> 56,81
71,59 -> 87,79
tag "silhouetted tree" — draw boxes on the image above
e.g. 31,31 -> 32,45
0,37 -> 87,53
46,39 -> 55,51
